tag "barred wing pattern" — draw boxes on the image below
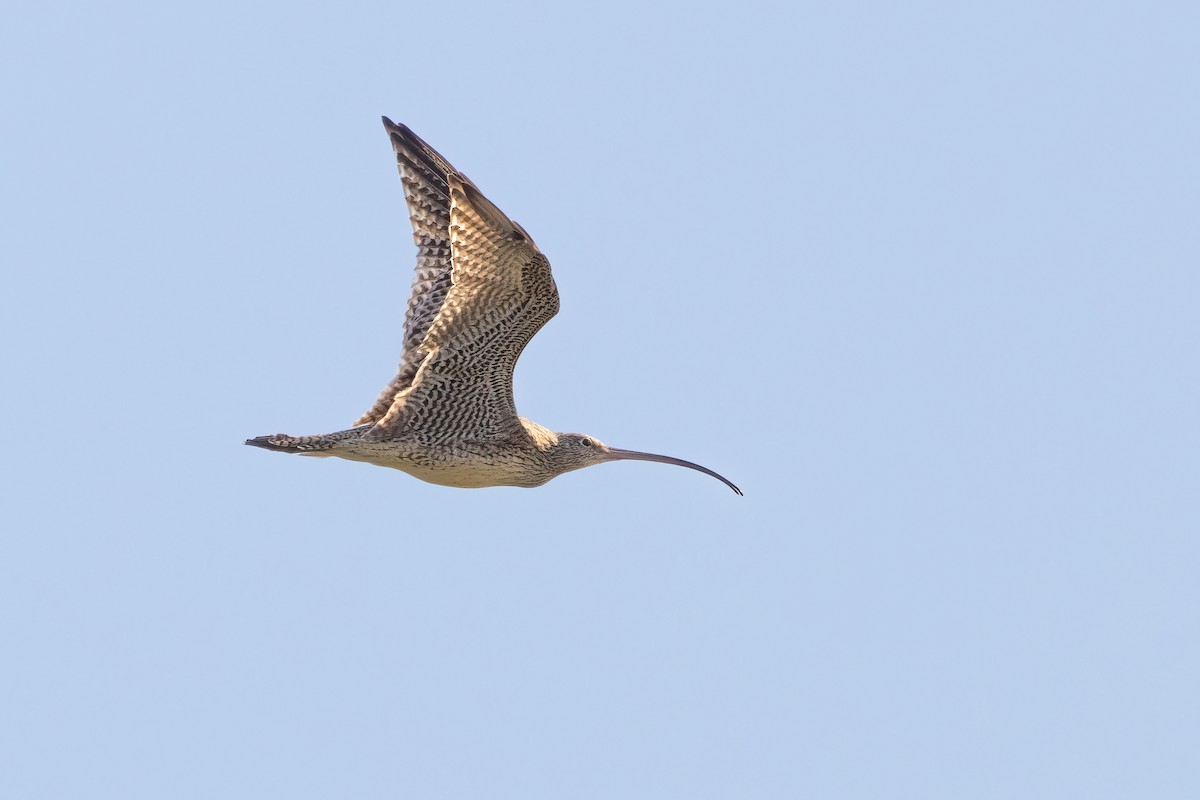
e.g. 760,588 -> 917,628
355,119 -> 456,426
359,119 -> 560,442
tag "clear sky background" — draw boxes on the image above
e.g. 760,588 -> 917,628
2,1 -> 1197,798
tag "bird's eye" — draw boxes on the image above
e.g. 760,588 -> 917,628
580,438 -> 593,447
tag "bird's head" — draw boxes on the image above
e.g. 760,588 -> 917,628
548,433 -> 742,495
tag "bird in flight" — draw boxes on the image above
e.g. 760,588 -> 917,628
246,118 -> 741,495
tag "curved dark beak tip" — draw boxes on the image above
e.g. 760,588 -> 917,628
607,447 -> 742,496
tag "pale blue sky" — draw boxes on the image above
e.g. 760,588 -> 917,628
3,1 -> 1198,798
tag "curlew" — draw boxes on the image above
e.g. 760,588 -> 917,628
246,118 -> 741,495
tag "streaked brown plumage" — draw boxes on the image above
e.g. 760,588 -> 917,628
246,118 -> 741,495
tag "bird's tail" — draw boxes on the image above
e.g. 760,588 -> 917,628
244,433 -> 339,453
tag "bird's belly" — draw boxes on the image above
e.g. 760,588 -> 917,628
318,443 -> 545,488
399,460 -> 533,489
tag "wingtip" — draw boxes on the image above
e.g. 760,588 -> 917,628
381,116 -> 411,138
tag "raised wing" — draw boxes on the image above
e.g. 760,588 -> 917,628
359,119 -> 560,441
355,118 -> 457,426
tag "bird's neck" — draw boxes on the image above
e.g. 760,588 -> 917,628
519,418 -> 560,451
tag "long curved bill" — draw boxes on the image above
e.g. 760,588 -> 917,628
606,448 -> 743,496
